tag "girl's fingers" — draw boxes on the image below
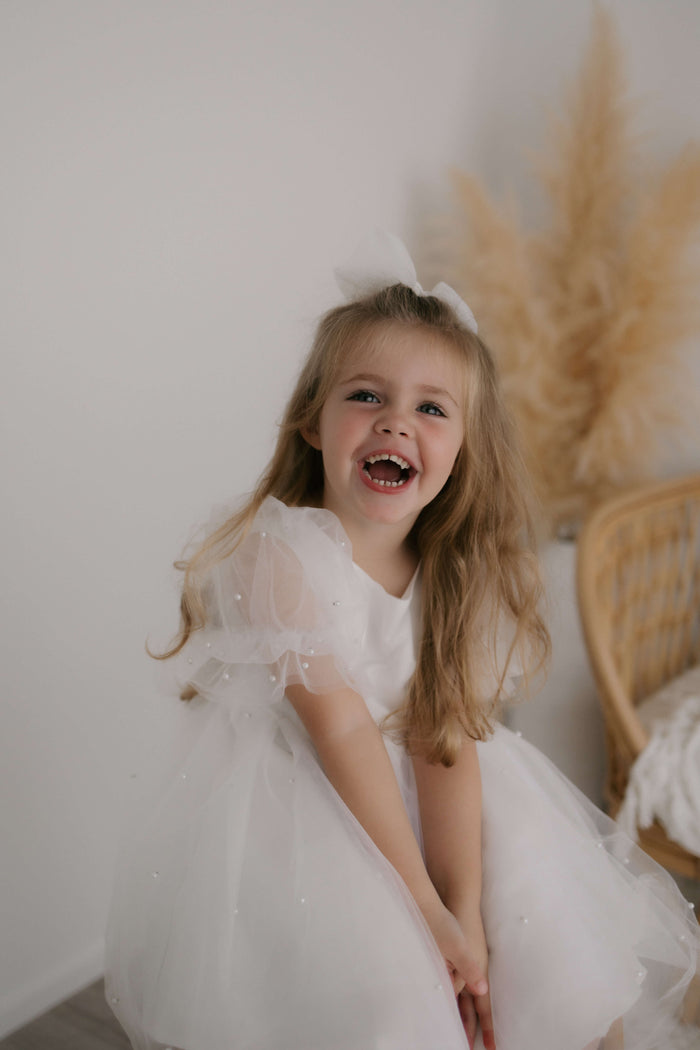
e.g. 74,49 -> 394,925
450,965 -> 466,997
458,991 -> 478,1049
455,954 -> 488,999
475,990 -> 496,1050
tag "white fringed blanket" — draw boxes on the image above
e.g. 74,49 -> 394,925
617,665 -> 700,855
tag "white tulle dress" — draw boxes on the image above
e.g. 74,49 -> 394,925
105,498 -> 699,1050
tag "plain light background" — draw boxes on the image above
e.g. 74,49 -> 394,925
2,0 -> 700,1036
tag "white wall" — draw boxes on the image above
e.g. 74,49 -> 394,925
2,0 -> 700,1036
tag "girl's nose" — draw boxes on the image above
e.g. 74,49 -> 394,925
374,409 -> 411,439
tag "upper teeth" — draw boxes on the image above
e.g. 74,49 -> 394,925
365,453 -> 410,470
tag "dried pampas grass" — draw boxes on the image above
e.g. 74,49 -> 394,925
442,4 -> 700,533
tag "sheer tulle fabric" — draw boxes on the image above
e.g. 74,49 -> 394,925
105,499 -> 699,1050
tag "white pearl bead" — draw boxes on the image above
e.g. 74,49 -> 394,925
269,673 -> 277,683
205,641 -> 212,648
300,896 -> 306,904
187,657 -> 193,664
110,996 -> 120,1005
223,672 -> 230,680
515,730 -> 523,738
520,915 -> 528,924
234,593 -> 242,601
596,841 -> 603,849
636,970 -> 645,984
308,648 -> 314,655
332,601 -> 341,607
260,531 -> 267,538
434,983 -> 443,991
151,871 -> 160,879
301,661 -> 309,670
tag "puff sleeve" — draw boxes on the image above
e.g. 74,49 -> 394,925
175,499 -> 369,716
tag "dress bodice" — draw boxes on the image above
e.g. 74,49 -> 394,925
348,562 -> 421,723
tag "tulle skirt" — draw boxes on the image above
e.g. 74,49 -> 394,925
105,700 -> 699,1050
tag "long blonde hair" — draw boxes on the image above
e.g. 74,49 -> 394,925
158,284 -> 549,765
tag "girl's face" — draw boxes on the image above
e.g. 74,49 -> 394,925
304,323 -> 465,541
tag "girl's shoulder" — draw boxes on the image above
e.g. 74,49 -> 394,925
248,497 -> 352,560
232,497 -> 354,594
202,496 -> 363,639
177,497 -> 370,702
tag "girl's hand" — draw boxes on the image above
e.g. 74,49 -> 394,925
453,909 -> 494,1050
421,899 -> 494,1049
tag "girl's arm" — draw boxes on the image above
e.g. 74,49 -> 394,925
412,739 -> 494,1050
412,738 -> 483,913
285,682 -> 489,1003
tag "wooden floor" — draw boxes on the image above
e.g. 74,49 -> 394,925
0,981 -> 130,1050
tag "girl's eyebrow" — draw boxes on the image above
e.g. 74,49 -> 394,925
339,373 -> 460,409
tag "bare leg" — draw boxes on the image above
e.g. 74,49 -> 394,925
682,973 -> 700,1025
601,1017 -> 624,1049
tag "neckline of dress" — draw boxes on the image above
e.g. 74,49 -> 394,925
283,499 -> 419,602
352,560 -> 420,603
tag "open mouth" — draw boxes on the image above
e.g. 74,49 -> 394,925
362,453 -> 416,488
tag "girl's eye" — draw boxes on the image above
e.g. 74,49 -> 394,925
348,390 -> 380,403
418,402 -> 446,417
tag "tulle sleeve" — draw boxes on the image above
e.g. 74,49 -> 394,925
175,499 -> 368,713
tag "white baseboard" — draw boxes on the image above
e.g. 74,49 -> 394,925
0,939 -> 105,1040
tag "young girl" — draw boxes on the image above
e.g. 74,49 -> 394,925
106,231 -> 699,1050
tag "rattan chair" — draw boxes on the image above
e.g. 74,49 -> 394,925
576,473 -> 700,880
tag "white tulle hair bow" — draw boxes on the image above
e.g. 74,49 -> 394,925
334,229 -> 478,335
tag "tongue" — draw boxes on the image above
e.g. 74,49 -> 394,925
367,460 -> 402,483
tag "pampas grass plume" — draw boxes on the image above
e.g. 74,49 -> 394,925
440,4 -> 700,532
